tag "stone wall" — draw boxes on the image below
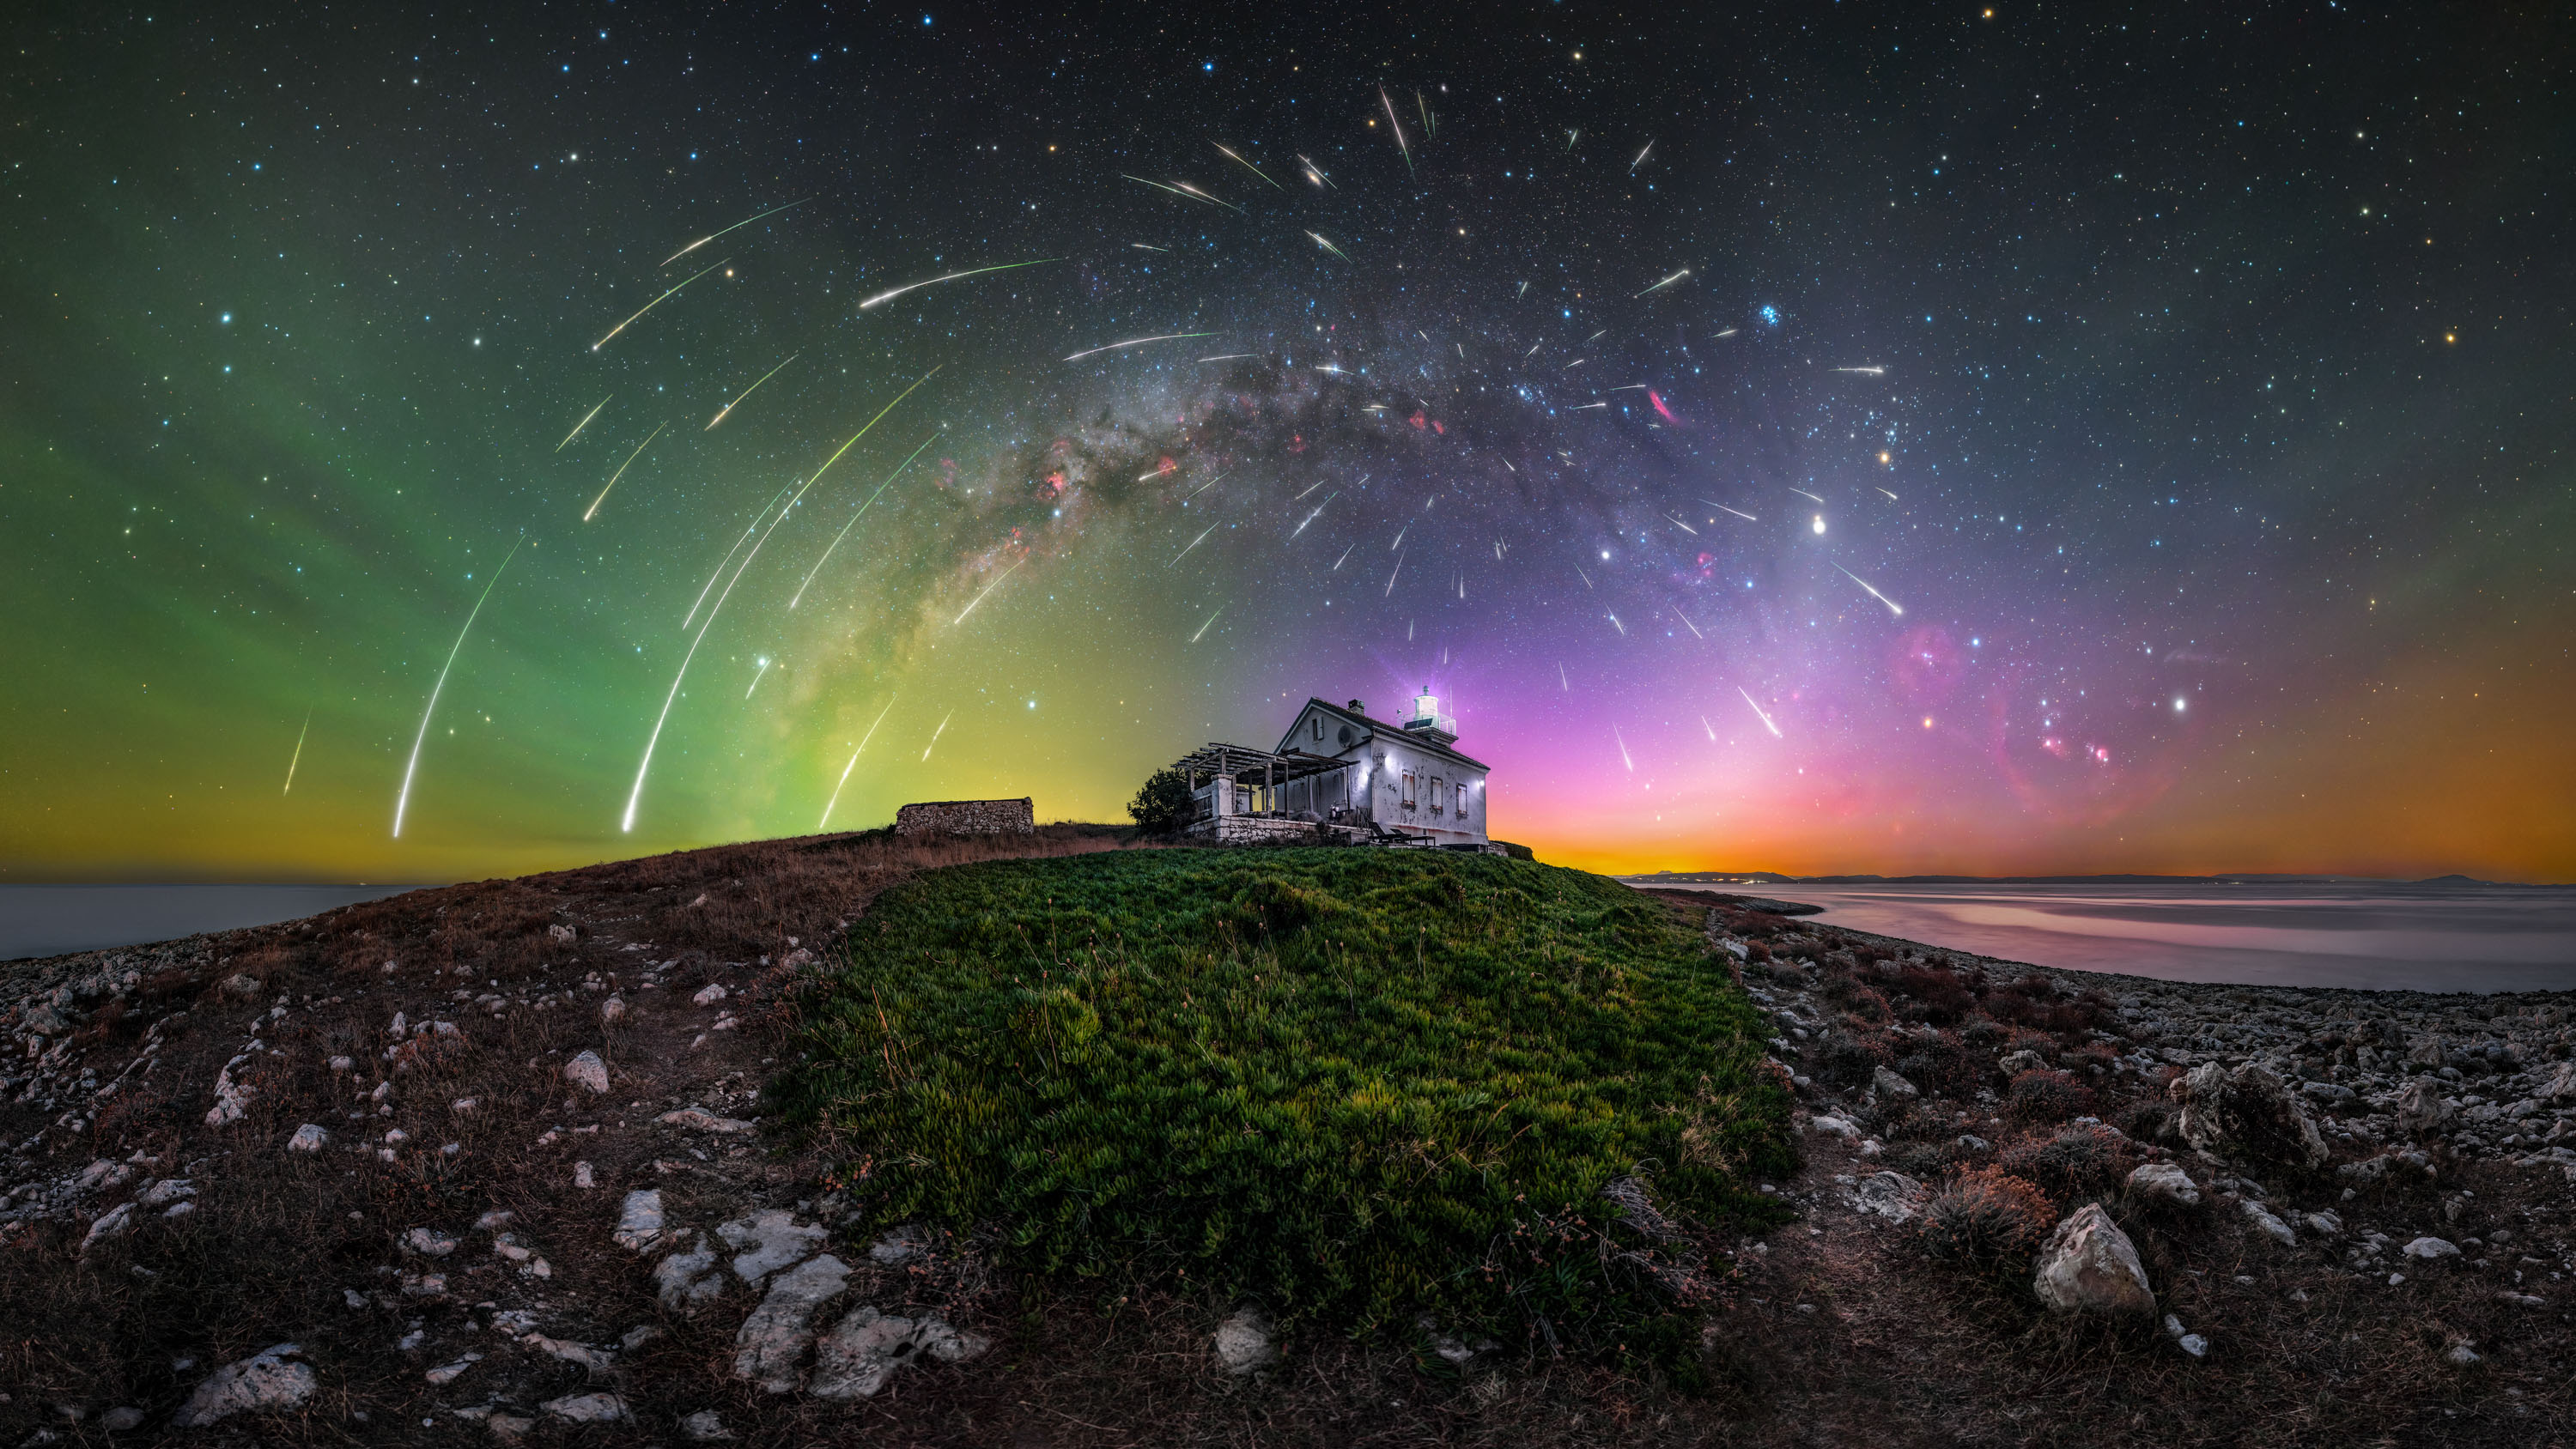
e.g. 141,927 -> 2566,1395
893,797 -> 1035,835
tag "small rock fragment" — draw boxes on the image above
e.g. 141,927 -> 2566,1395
1214,1306 -> 1278,1376
2402,1236 -> 2461,1260
101,1406 -> 144,1432
658,1107 -> 757,1135
657,1234 -> 726,1310
80,1203 -> 136,1254
539,1391 -> 629,1424
614,1189 -> 665,1252
680,1409 -> 735,1441
1871,1065 -> 1920,1100
424,1353 -> 482,1386
693,983 -> 728,1006
563,1051 -> 611,1094
811,1306 -> 990,1399
2162,1314 -> 2208,1358
1850,1171 -> 1923,1223
171,1343 -> 315,1427
403,1228 -> 459,1258
599,995 -> 627,1025
287,1124 -> 329,1154
2125,1161 -> 2202,1208
2240,1200 -> 2297,1247
2444,1342 -> 2482,1367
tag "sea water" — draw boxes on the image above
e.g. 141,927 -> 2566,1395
1673,881 -> 2576,995
0,884 -> 425,962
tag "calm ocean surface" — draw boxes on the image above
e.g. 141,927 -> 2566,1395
1662,882 -> 2576,995
0,885 -> 425,962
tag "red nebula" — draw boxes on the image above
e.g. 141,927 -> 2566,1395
1408,410 -> 1428,430
1648,390 -> 1678,423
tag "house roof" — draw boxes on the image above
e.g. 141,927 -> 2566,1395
1279,697 -> 1492,772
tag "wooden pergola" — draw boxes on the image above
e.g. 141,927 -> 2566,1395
1176,743 -> 1352,800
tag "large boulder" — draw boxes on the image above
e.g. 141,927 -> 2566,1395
2032,1203 -> 2157,1317
2394,1079 -> 2454,1138
2167,1062 -> 2329,1169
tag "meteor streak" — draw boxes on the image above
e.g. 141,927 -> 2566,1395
1663,512 -> 1698,536
818,696 -> 896,830
1190,606 -> 1225,643
685,484 -> 791,629
745,656 -> 772,698
394,533 -> 526,839
1834,563 -> 1905,615
1701,715 -> 1717,742
1296,153 -> 1334,188
1212,142 -> 1283,189
1878,487 -> 1900,500
1385,548 -> 1406,596
584,422 -> 667,522
788,432 -> 939,609
1169,522 -> 1218,566
1672,608 -> 1704,639
857,258 -> 1059,310
1700,499 -> 1757,522
659,197 -> 810,267
1197,353 -> 1255,362
283,708 -> 311,794
920,712 -> 951,762
1305,230 -> 1350,261
706,352 -> 800,430
1063,332 -> 1215,361
1378,86 -> 1413,178
592,256 -> 729,351
1333,543 -> 1355,569
1832,365 -> 1887,375
1789,488 -> 1825,503
1739,687 -> 1783,737
555,397 -> 611,452
1290,492 -> 1337,537
1634,267 -> 1691,297
1607,611 -> 1625,636
1121,175 -> 1242,212
1614,725 -> 1635,772
952,553 -> 1027,626
1630,139 -> 1654,173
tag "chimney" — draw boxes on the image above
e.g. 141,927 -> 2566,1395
1347,698 -> 1365,715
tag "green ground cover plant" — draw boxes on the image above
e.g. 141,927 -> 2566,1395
775,849 -> 1795,1347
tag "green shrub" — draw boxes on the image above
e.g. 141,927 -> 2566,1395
2006,1068 -> 2095,1126
1919,1167 -> 2058,1270
774,849 -> 1795,1343
1996,1124 -> 2140,1203
1126,765 -> 1195,835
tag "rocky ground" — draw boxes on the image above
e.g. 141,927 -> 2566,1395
0,846 -> 2569,1446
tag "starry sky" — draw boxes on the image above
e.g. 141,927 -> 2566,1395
3,3 -> 2570,884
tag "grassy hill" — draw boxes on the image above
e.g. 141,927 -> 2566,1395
774,848 -> 1796,1355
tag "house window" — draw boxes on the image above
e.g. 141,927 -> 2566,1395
1312,715 -> 1324,743
1400,771 -> 1416,810
1430,778 -> 1444,814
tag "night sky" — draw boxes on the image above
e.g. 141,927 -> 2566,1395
3,3 -> 2570,883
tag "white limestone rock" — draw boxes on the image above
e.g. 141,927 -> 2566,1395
563,1051 -> 611,1094
614,1189 -> 665,1252
719,1209 -> 828,1286
1214,1306 -> 1279,1376
2125,1161 -> 2202,1208
2032,1203 -> 2157,1318
811,1306 -> 991,1399
732,1253 -> 852,1393
171,1343 -> 315,1427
